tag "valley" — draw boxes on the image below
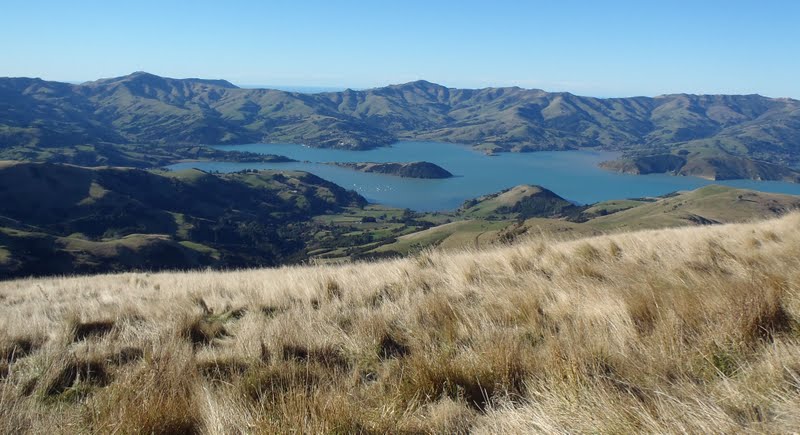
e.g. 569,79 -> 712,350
2,158 -> 799,279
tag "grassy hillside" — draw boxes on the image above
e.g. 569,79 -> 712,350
371,185 -> 800,255
3,73 -> 800,179
458,185 -> 580,220
586,185 -> 800,230
0,161 -> 370,278
0,161 -> 458,278
1,213 -> 798,433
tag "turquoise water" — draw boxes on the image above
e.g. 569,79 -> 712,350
167,141 -> 800,211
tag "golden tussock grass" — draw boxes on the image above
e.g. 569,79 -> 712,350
1,213 -> 799,433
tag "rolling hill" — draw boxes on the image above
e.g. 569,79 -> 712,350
369,185 -> 800,255
2,73 -> 800,180
0,161 -> 366,278
458,185 -> 580,219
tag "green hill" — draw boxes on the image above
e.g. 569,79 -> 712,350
586,185 -> 800,230
370,185 -> 800,255
0,161 -> 366,278
458,184 -> 580,219
2,73 -> 800,180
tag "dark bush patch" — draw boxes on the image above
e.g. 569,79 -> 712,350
281,344 -> 309,362
184,317 -> 229,347
227,307 -> 247,319
20,377 -> 38,396
324,278 -> 342,300
196,358 -> 250,381
379,334 -> 410,359
139,419 -> 199,435
1,337 -> 39,363
742,297 -> 795,342
72,320 -> 115,342
309,345 -> 349,369
280,343 -> 348,369
45,359 -> 109,397
260,305 -> 285,318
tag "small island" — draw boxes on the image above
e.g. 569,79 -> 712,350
330,161 -> 454,179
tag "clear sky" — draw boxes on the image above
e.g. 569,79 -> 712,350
2,0 -> 798,98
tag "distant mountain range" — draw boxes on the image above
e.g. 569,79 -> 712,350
2,72 -> 800,180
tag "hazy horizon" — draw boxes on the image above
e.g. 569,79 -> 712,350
29,72 -> 800,100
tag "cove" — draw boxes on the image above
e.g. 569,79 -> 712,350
167,141 -> 800,211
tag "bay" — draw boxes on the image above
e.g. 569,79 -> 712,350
167,141 -> 800,211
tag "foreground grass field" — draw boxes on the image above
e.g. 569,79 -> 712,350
1,213 -> 799,433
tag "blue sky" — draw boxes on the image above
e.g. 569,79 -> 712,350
2,0 -> 798,97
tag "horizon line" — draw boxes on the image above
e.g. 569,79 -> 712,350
6,71 -> 797,100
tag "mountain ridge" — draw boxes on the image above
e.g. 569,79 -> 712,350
2,72 -> 800,180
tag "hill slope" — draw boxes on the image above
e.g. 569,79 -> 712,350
587,184 -> 800,230
0,213 -> 798,433
0,161 -> 365,278
370,185 -> 800,255
458,184 -> 580,219
2,73 -> 800,179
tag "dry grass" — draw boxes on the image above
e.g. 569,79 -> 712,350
1,213 -> 800,433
